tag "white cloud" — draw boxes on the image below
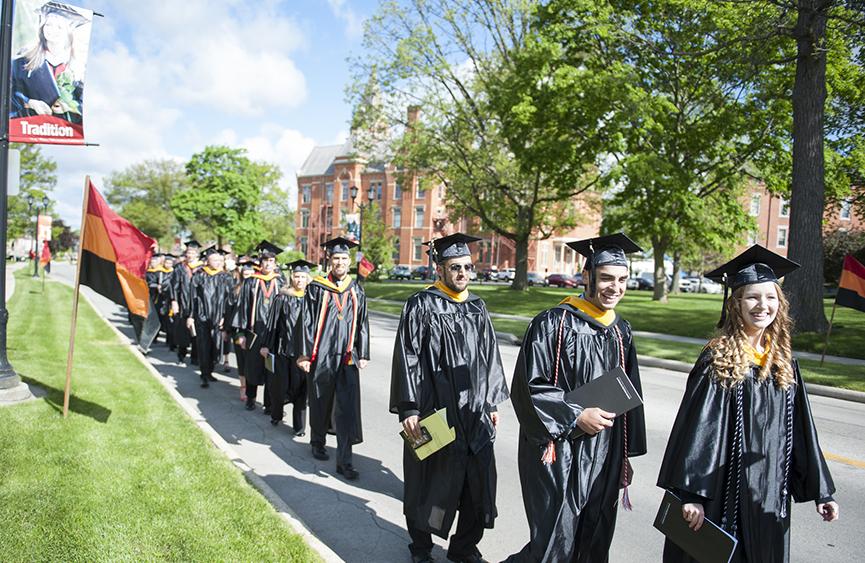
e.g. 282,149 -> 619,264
237,127 -> 318,206
326,0 -> 365,39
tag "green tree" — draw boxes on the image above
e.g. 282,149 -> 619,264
7,144 -> 57,240
351,0 -> 620,290
548,1 -> 779,302
259,184 -> 294,248
50,219 -> 77,254
172,146 -> 280,251
103,159 -> 188,247
823,227 -> 865,284
358,202 -> 395,281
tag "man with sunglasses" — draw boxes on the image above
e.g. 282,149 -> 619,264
391,233 -> 509,563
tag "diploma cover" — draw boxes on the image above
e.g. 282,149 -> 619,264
654,490 -> 738,563
566,366 -> 643,438
399,408 -> 456,461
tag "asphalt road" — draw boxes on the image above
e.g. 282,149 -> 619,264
50,263 -> 863,562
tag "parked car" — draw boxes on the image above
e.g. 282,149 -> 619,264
411,265 -> 433,280
545,273 -> 580,288
678,277 -> 696,293
497,268 -> 516,282
527,272 -> 547,286
628,275 -> 653,290
696,277 -> 723,294
479,267 -> 499,282
389,265 -> 411,280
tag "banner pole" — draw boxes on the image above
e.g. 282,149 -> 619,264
820,301 -> 838,367
63,178 -> 90,417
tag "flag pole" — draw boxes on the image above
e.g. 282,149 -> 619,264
63,177 -> 90,417
820,301 -> 838,367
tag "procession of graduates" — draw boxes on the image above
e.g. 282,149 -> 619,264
144,231 -> 839,563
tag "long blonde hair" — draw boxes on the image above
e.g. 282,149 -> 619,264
21,14 -> 76,76
708,282 -> 795,389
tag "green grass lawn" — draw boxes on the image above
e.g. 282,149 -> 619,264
0,272 -> 317,562
365,282 -> 865,360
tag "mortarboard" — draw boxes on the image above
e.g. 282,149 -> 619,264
201,246 -> 228,259
255,240 -> 283,258
705,244 -> 800,328
184,239 -> 202,249
286,259 -> 316,273
566,233 -> 642,270
322,237 -> 358,255
424,233 -> 481,264
39,2 -> 89,27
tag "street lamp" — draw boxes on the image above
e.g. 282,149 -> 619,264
32,195 -> 49,278
349,185 -> 375,251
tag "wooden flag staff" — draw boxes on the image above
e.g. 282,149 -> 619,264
63,177 -> 90,417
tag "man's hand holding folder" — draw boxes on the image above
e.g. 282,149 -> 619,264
565,366 -> 642,439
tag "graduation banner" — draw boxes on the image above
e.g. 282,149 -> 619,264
9,0 -> 94,145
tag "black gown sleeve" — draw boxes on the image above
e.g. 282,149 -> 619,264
481,301 -> 509,410
623,329 -> 647,457
509,309 -> 581,445
789,360 -> 836,503
231,278 -> 254,332
356,283 -> 370,361
390,298 -> 424,420
262,294 -> 284,352
297,284 -> 321,359
656,349 -> 730,502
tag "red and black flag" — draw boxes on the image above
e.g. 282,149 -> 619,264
79,180 -> 160,350
837,255 -> 865,313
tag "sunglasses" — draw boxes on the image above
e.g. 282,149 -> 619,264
447,263 -> 475,273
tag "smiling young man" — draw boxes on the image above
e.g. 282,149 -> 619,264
391,233 -> 509,563
507,233 -> 647,563
296,237 -> 369,480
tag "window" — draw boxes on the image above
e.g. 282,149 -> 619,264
777,226 -> 788,248
341,180 -> 349,201
394,183 -> 402,200
392,238 -> 401,261
301,209 -> 310,228
417,183 -> 426,199
325,207 -> 333,230
302,185 -> 311,204
749,194 -> 761,216
746,231 -> 757,245
392,207 -> 401,228
779,197 -> 790,217
840,198 -> 852,220
300,236 -> 308,255
375,182 -> 384,200
413,237 -> 423,261
325,183 -> 333,203
414,206 -> 425,228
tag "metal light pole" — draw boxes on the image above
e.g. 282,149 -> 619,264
349,185 -> 375,251
0,0 -> 21,390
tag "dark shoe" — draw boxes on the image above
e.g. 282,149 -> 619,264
270,419 -> 279,426
244,403 -> 256,411
311,446 -> 329,460
206,374 -> 217,382
294,429 -> 306,437
200,380 -> 209,388
263,407 -> 271,415
411,552 -> 434,563
336,464 -> 359,480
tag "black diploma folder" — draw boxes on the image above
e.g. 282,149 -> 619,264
566,366 -> 642,438
653,490 -> 738,563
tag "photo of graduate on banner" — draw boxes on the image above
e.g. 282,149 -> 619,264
9,0 -> 93,145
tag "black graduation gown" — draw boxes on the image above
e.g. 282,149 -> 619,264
264,290 -> 307,407
147,267 -> 174,336
170,262 -> 200,350
297,275 -> 369,444
390,286 -> 510,539
507,303 -> 647,563
657,349 -> 836,563
232,273 -> 283,386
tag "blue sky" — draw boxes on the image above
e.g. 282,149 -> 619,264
39,0 -> 379,226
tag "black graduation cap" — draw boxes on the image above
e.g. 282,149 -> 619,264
424,233 -> 481,264
255,240 -> 283,258
39,2 -> 90,27
184,239 -> 202,249
321,237 -> 358,255
705,244 -> 799,327
566,233 -> 642,269
286,259 -> 316,273
163,253 -> 178,260
201,246 -> 228,259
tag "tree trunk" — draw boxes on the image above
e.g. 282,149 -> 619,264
652,239 -> 668,302
670,252 -> 682,294
784,1 -> 829,333
511,235 -> 529,291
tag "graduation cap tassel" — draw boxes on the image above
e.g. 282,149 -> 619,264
717,274 -> 729,328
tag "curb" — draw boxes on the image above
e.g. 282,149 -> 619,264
53,278 -> 343,563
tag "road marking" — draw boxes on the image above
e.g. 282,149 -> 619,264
825,452 -> 865,469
